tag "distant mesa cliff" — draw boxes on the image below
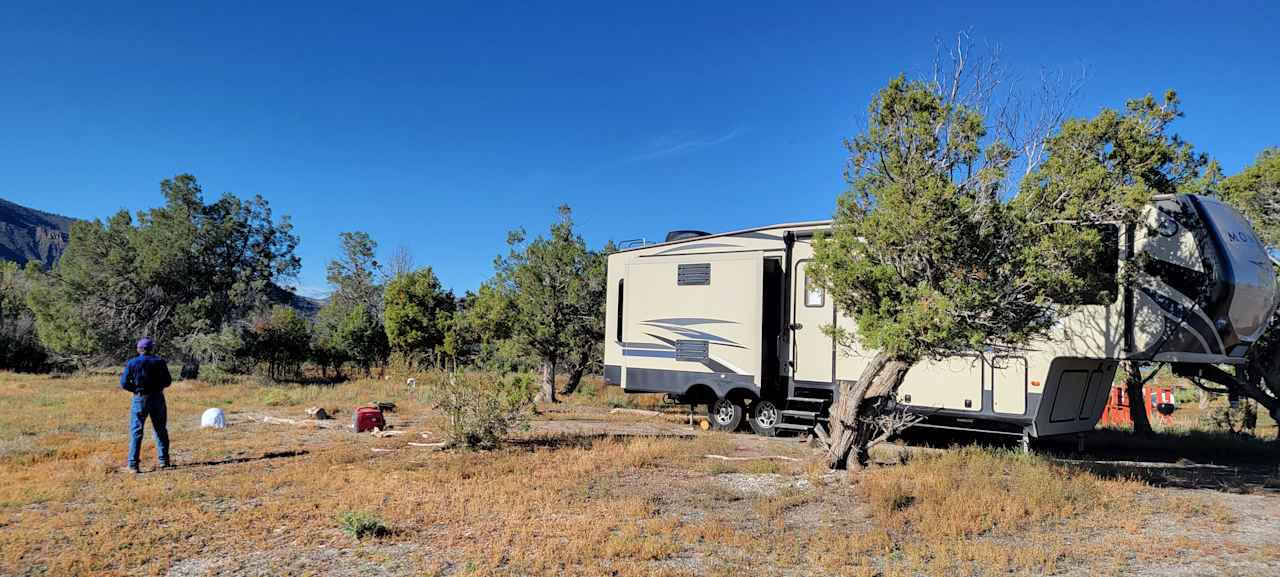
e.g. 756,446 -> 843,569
0,198 -> 75,268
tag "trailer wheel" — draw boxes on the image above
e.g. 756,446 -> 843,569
707,398 -> 744,431
748,400 -> 780,437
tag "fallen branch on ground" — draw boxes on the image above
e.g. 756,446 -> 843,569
704,454 -> 800,462
609,408 -> 662,417
1053,458 -> 1232,470
258,415 -> 339,428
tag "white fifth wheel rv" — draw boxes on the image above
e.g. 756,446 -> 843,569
603,194 -> 1278,442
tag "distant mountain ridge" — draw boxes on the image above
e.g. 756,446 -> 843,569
0,196 -> 323,314
0,198 -> 75,267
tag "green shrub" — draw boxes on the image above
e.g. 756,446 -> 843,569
201,367 -> 239,386
336,510 -> 389,539
258,388 -> 294,407
421,372 -> 534,450
1200,401 -> 1259,434
1173,385 -> 1200,405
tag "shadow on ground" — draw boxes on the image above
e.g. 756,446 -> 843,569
161,449 -> 311,471
893,426 -> 1280,493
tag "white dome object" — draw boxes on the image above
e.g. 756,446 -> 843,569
201,407 -> 226,429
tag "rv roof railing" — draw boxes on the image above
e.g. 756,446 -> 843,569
618,238 -> 650,249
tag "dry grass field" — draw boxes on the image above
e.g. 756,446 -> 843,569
1,372 -> 1278,577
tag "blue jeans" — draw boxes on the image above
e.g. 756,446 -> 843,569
128,393 -> 169,467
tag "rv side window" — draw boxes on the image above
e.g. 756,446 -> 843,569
616,279 -> 624,342
1051,224 -> 1121,306
804,267 -> 825,307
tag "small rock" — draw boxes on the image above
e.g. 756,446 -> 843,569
305,406 -> 332,420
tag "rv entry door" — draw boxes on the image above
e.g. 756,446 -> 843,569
791,257 -> 835,386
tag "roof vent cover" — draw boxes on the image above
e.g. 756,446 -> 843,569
665,230 -> 710,242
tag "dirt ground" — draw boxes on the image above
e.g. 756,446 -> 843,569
0,373 -> 1277,577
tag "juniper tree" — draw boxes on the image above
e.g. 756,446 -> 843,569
459,279 -> 529,372
0,262 -> 48,372
325,231 -> 382,313
250,305 -> 312,381
560,241 -> 611,395
496,205 -> 604,402
316,231 -> 388,376
812,57 -> 1204,467
383,266 -> 456,367
27,174 -> 299,366
1018,90 -> 1207,436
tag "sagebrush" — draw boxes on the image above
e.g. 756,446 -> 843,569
336,510 -> 390,539
422,371 -> 534,449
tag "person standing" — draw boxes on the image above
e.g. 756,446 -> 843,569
121,338 -> 173,473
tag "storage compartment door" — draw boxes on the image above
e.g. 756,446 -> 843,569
992,356 -> 1028,415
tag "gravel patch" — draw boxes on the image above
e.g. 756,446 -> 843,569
715,473 -> 812,497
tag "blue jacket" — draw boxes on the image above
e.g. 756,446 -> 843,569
121,354 -> 173,394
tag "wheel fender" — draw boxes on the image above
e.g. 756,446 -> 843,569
723,387 -> 759,406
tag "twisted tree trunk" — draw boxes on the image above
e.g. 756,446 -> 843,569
1240,360 -> 1280,439
1124,362 -> 1153,437
560,349 -> 591,396
561,364 -> 587,396
821,352 -> 912,470
538,360 -> 558,403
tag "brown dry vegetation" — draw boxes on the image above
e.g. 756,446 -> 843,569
0,372 -> 1277,577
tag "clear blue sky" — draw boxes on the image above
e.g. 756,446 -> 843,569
2,1 -> 1277,296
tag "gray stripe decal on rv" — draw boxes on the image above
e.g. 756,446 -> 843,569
623,349 -> 678,359
626,317 -> 746,375
1137,286 -> 1221,355
737,231 -> 783,241
641,324 -> 745,348
623,348 -> 739,374
651,242 -> 740,256
620,341 -> 674,350
645,317 -> 736,326
1137,281 -> 1224,353
701,358 -> 735,374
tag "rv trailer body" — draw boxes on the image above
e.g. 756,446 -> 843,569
603,194 -> 1278,439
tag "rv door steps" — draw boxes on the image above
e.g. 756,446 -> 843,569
772,423 -> 815,432
772,396 -> 831,435
786,396 -> 827,405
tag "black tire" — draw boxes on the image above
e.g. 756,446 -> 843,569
748,400 -> 781,437
707,398 -> 745,431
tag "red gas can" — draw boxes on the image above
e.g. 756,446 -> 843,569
353,406 -> 386,432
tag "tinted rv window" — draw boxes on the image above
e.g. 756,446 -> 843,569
1050,224 -> 1121,306
804,267 -> 825,307
616,280 -> 624,342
